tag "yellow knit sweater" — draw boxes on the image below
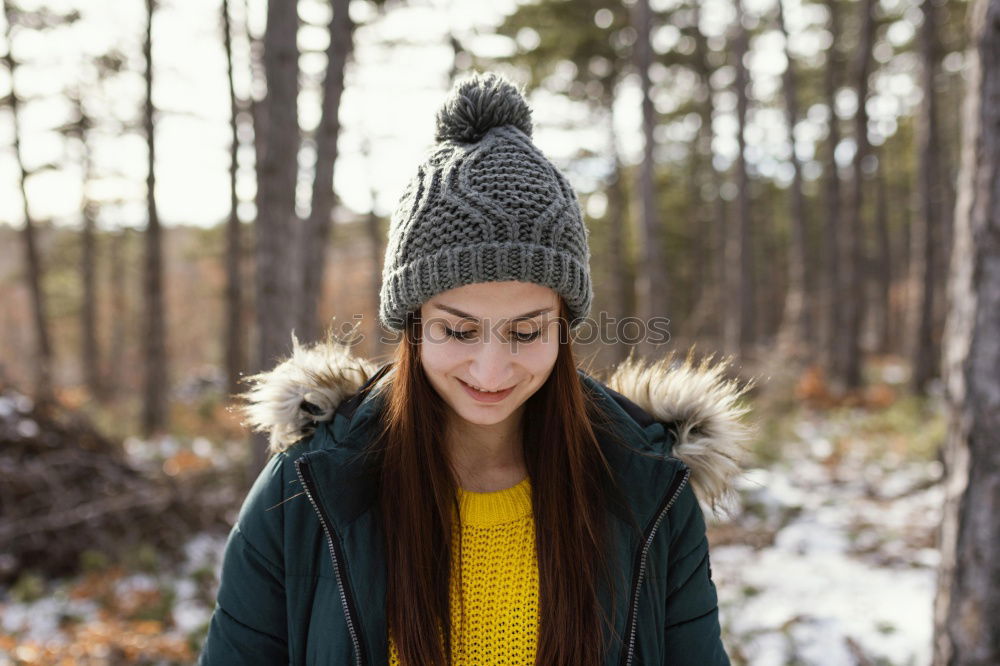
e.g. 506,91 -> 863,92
388,475 -> 539,665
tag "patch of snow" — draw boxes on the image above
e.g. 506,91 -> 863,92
789,617 -> 857,665
14,394 -> 33,414
192,437 -> 213,457
15,419 -> 39,438
173,597 -> 212,634
0,530 -> 230,653
713,409 -> 942,666
737,631 -> 790,666
180,532 -> 227,577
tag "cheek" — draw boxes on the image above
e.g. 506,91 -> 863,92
420,340 -> 443,374
511,338 -> 559,374
420,336 -> 465,376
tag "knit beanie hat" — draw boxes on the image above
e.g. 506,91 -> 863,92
378,71 -> 593,331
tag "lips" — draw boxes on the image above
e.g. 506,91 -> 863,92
458,378 -> 515,403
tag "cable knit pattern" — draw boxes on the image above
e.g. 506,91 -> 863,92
379,71 -> 593,331
388,476 -> 539,665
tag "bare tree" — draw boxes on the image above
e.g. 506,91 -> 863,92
631,0 -> 666,350
887,140 -> 912,355
55,89 -> 104,400
107,226 -> 128,397
141,0 -> 168,436
606,106 -> 631,365
221,0 -> 245,398
359,136 -> 386,360
834,0 -> 875,392
256,0 -> 299,363
2,0 -> 54,404
685,0 -> 727,344
774,0 -> 810,359
821,0 -> 844,376
873,160 -> 891,353
80,128 -> 102,398
252,0 -> 300,474
725,0 -> 754,358
933,0 -> 1000,661
297,0 -> 357,343
911,0 -> 944,394
55,55 -> 125,401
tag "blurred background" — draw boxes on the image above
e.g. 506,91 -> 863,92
1,0 -> 996,663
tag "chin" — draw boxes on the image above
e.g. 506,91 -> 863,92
448,396 -> 516,425
453,408 -> 511,427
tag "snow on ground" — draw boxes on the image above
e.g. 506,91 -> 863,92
0,532 -> 229,664
711,411 -> 943,666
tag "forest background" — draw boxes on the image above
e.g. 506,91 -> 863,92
1,0 -> 997,663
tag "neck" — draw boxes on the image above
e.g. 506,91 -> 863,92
445,407 -> 527,492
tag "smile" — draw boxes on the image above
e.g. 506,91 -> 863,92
458,378 -> 516,403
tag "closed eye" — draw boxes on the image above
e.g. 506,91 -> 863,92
512,330 -> 541,343
444,326 -> 476,341
444,327 -> 541,343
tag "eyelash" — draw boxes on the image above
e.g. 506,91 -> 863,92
444,326 -> 475,341
443,327 -> 541,343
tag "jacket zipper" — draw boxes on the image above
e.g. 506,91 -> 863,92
294,456 -> 367,666
619,466 -> 691,666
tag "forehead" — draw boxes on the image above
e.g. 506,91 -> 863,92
426,281 -> 559,319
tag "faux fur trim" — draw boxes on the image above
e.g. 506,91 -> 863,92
235,333 -> 377,456
236,336 -> 756,511
605,349 -> 756,513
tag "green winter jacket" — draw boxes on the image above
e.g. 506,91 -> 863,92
198,342 -> 751,665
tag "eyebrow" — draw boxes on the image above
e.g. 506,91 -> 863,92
431,303 -> 553,323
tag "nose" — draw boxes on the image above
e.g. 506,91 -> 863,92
467,330 -> 514,390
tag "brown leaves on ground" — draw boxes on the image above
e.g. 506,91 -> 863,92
162,449 -> 213,477
795,363 -> 898,410
3,566 -> 196,664
0,618 -> 194,664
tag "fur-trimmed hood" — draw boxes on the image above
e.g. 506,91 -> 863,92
235,334 -> 755,511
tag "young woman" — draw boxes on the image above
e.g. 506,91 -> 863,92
199,71 -> 752,666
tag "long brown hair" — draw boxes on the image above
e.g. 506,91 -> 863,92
373,296 -> 627,665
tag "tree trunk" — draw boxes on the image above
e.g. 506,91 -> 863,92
297,0 -> 356,344
253,0 -> 300,474
835,0 -> 875,392
631,0 -> 666,351
606,100 -> 630,365
895,180 -> 911,356
758,191 -> 783,344
726,0 -> 754,358
873,162 -> 891,353
222,0 -> 245,399
933,0 -> 1000,662
366,203 -> 385,358
686,118 -> 705,329
911,0 -> 943,395
246,0 -> 266,255
821,0 -> 844,378
141,0 -> 168,436
242,0 -> 261,378
81,172 -> 101,399
774,0 -> 810,360
359,136 -> 386,360
2,1 -> 54,404
69,92 -> 102,398
935,28 -> 960,377
685,0 -> 726,344
107,228 -> 127,398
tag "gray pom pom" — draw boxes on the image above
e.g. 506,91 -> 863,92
434,72 -> 533,143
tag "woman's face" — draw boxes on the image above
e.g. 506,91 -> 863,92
419,280 -> 561,428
